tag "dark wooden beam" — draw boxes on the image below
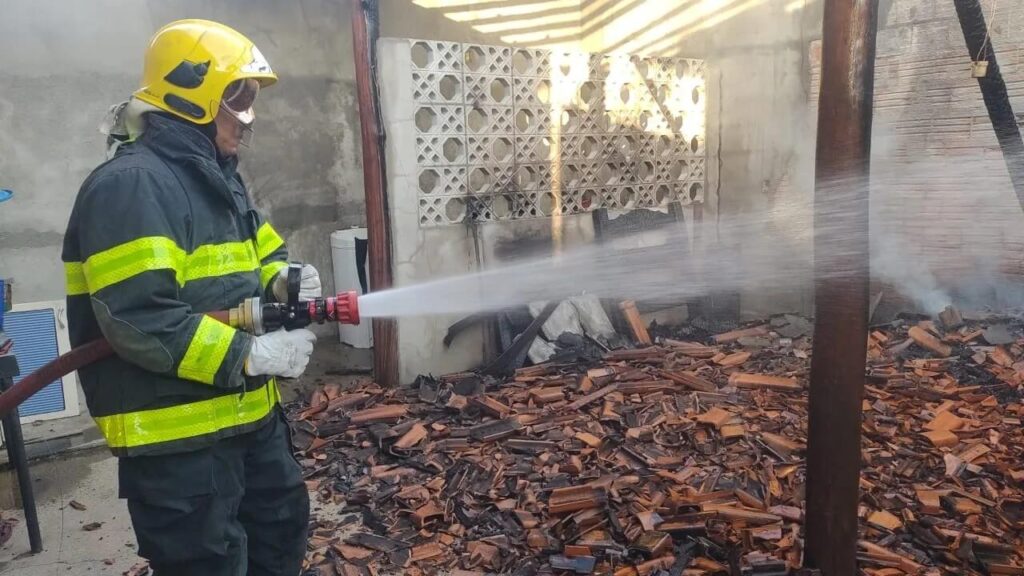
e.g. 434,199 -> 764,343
351,0 -> 398,387
804,0 -> 879,573
953,0 -> 1024,210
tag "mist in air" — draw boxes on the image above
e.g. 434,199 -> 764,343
359,136 -> 1024,320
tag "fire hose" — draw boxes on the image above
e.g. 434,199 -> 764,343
0,263 -> 361,419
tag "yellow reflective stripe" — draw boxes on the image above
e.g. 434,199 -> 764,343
256,222 -> 285,261
260,260 -> 288,290
81,237 -> 262,293
94,378 -> 280,450
65,262 -> 89,296
83,236 -> 185,293
182,241 -> 259,283
178,316 -> 237,384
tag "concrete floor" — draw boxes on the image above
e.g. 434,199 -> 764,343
0,449 -> 142,575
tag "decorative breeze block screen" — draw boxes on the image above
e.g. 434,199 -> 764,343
410,40 -> 707,227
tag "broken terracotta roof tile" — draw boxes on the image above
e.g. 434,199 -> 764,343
290,312 -> 1024,575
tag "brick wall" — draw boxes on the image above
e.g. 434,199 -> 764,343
799,1 -> 1024,307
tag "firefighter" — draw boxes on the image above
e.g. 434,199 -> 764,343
62,20 -> 317,575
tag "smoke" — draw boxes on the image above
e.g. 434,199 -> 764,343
870,243 -> 951,313
866,123 -> 953,313
865,121 -> 1024,313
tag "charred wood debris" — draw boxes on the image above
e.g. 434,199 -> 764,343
290,304 -> 1024,576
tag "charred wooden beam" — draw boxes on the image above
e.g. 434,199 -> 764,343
954,0 -> 1024,210
350,0 -> 398,387
805,0 -> 879,574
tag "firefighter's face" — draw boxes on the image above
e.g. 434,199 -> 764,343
214,106 -> 245,157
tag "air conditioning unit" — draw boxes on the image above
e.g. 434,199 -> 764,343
4,300 -> 80,422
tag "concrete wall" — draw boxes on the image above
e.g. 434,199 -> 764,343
580,0 -> 824,318
0,0 -> 365,316
864,1 -> 1024,309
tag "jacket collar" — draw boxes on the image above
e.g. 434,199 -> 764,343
141,113 -> 218,163
139,113 -> 242,205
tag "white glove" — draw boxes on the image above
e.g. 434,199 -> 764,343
245,329 -> 317,379
272,264 -> 322,302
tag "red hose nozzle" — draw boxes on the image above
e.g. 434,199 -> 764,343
332,291 -> 360,325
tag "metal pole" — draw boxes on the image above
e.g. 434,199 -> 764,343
351,0 -> 399,388
953,0 -> 1024,209
804,0 -> 878,574
0,368 -> 42,553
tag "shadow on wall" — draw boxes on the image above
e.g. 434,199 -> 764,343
383,0 -> 824,323
394,0 -> 823,50
397,0 -> 583,46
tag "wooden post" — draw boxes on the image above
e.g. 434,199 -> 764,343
350,0 -> 398,387
805,0 -> 879,573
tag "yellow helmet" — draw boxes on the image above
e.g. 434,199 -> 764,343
134,19 -> 277,125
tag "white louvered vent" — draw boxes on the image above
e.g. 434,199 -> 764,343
5,301 -> 80,422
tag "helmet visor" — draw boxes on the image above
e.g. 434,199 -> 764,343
220,78 -> 260,125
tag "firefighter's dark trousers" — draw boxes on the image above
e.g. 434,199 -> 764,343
118,409 -> 309,576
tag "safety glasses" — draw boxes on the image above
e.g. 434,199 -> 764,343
220,78 -> 260,126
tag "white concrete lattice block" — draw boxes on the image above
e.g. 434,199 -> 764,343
463,44 -> 512,76
412,71 -> 464,104
513,135 -> 553,164
410,40 -> 463,72
464,74 -> 514,106
465,105 -> 515,135
466,135 -> 515,165
413,104 -> 465,135
513,163 -> 553,191
571,161 -> 602,188
466,164 -> 515,195
402,39 -> 707,226
512,106 -> 553,136
513,76 -> 552,108
416,134 -> 466,166
510,48 -> 551,77
416,166 -> 466,197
